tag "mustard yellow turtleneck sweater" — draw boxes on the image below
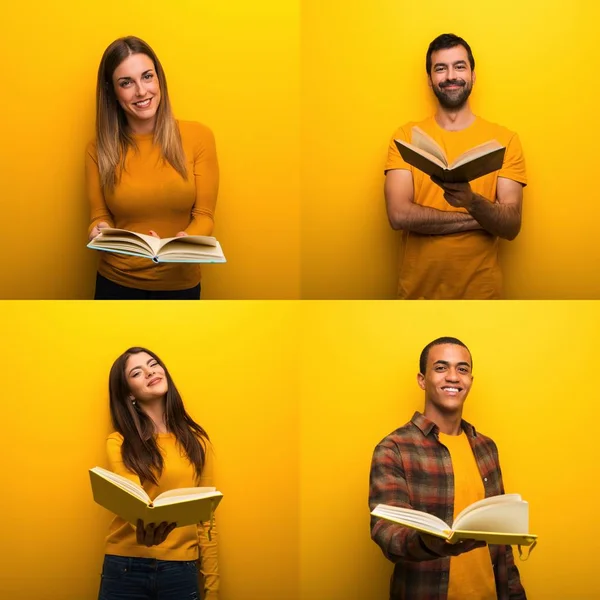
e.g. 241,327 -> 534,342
86,120 -> 219,290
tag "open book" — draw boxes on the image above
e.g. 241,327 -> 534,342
90,467 -> 223,528
371,494 -> 537,546
87,228 -> 226,264
394,126 -> 506,183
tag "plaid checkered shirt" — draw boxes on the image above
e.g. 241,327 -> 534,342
369,411 -> 526,600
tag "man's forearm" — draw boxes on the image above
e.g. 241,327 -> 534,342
390,203 -> 483,235
467,194 -> 521,240
371,519 -> 443,563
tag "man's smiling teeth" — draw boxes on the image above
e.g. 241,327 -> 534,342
442,387 -> 459,392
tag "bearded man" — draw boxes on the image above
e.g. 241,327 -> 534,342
384,34 -> 527,299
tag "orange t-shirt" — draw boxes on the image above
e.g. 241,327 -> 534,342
86,120 -> 219,291
438,431 -> 497,600
385,116 -> 527,299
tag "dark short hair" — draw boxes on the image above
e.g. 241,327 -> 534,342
426,33 -> 475,75
419,337 -> 472,374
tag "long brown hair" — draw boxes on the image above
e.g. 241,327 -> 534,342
109,347 -> 208,486
95,36 -> 188,194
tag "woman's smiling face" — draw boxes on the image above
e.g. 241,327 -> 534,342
112,53 -> 161,133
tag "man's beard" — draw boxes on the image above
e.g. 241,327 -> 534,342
432,79 -> 473,109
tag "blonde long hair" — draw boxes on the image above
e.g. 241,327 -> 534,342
95,36 -> 188,194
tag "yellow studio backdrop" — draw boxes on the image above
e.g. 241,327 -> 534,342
0,1 -> 300,299
302,0 -> 600,299
0,302 -> 300,600
300,301 -> 600,599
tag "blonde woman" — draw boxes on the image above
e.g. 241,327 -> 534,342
87,36 -> 219,299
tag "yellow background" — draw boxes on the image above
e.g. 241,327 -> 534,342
301,0 -> 600,299
0,303 -> 300,600
1,301 -> 598,598
0,1 -> 300,299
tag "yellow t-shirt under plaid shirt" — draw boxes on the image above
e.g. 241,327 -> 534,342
439,430 -> 497,600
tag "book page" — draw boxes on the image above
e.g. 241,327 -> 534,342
443,148 -> 505,183
153,491 -> 222,507
92,228 -> 162,256
454,500 -> 529,534
91,466 -> 151,504
158,239 -> 222,258
154,487 -> 217,503
411,126 -> 448,166
450,140 -> 503,169
145,493 -> 223,527
156,240 -> 226,263
395,140 -> 447,171
371,504 -> 450,537
453,493 -> 522,525
158,235 -> 217,251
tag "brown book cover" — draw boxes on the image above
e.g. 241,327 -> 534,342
394,126 -> 506,183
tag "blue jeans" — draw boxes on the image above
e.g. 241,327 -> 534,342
94,273 -> 201,300
98,554 -> 200,600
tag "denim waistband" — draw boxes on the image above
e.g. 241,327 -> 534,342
104,554 -> 195,572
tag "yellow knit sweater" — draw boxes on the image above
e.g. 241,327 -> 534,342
104,431 -> 219,599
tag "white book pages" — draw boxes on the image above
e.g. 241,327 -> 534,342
372,505 -> 449,535
453,494 -> 522,524
454,501 -> 529,533
91,467 -> 150,504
